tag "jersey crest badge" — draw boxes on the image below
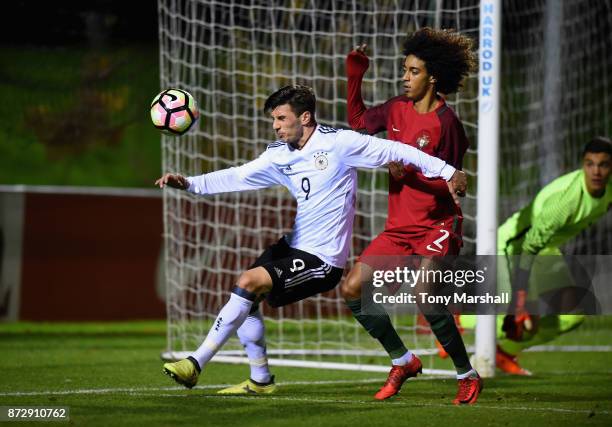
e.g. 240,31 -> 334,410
314,152 -> 329,170
416,132 -> 431,149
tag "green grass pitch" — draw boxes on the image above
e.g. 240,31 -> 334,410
0,321 -> 611,426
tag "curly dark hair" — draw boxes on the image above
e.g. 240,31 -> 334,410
402,27 -> 477,95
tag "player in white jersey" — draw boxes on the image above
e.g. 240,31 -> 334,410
157,85 -> 467,394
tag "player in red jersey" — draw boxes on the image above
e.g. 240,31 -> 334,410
341,28 -> 481,405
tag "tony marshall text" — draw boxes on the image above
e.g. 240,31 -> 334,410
372,292 -> 509,305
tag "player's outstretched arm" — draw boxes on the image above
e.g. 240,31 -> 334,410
345,43 -> 369,130
346,43 -> 369,77
155,152 -> 284,196
503,189 -> 577,340
390,167 -> 466,205
388,166 -> 466,205
339,130 -> 458,180
155,173 -> 189,190
338,130 -> 467,203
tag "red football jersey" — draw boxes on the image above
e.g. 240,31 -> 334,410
356,95 -> 469,231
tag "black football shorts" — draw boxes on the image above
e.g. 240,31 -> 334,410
250,237 -> 344,307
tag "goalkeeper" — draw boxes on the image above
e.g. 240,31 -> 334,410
478,136 -> 612,375
156,85 -> 467,394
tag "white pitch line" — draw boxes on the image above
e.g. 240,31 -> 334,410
126,392 -> 611,416
0,376 -> 460,398
1,380 -> 609,417
0,378 -> 385,397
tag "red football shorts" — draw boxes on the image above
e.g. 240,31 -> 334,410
359,216 -> 463,260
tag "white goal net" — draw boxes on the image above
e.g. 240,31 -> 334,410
158,0 -> 612,371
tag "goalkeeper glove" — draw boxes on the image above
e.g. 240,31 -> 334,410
502,262 -> 533,340
502,289 -> 534,341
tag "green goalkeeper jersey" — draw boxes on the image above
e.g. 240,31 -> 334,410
498,169 -> 612,255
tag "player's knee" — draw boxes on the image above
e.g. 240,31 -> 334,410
236,270 -> 268,295
341,271 -> 362,300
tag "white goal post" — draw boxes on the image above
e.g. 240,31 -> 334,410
473,0 -> 499,378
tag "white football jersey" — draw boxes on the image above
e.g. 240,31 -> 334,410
186,124 -> 455,267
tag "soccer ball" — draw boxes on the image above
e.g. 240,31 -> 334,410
150,89 -> 199,135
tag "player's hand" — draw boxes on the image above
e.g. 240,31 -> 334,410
388,161 -> 406,181
155,173 -> 189,190
502,312 -> 535,341
502,289 -> 534,340
346,43 -> 369,77
447,170 -> 467,205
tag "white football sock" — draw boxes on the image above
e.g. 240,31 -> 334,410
237,309 -> 271,383
456,368 -> 477,380
191,291 -> 253,369
392,350 -> 414,366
